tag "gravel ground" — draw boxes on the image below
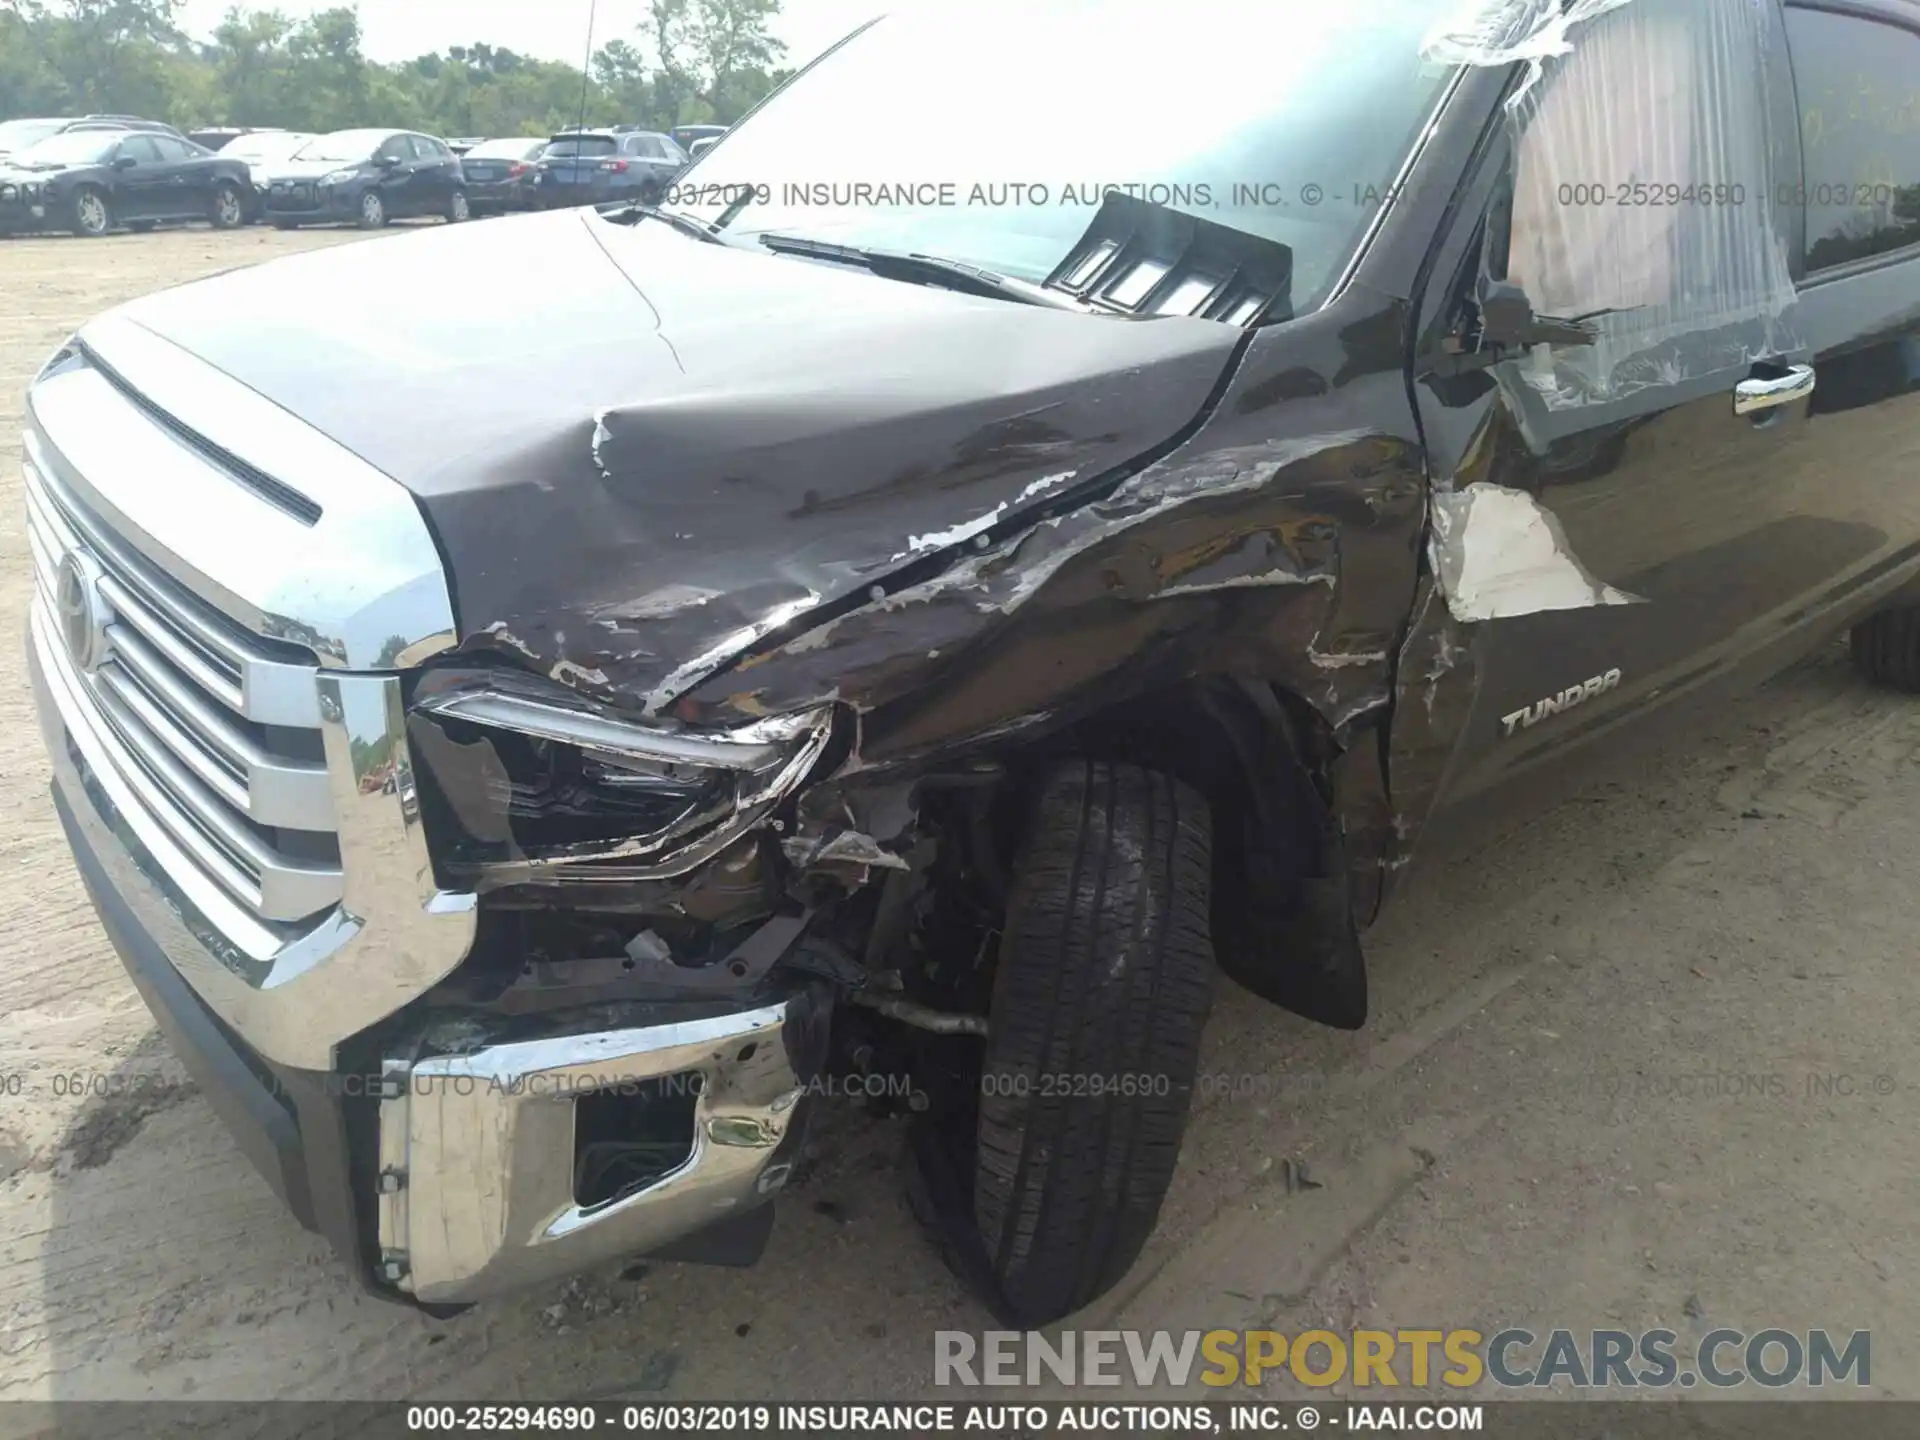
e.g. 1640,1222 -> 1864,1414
1,223 -> 1917,1410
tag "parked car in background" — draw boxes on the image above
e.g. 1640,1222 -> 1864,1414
456,137 -> 547,215
0,115 -> 183,161
0,128 -> 249,236
448,137 -> 487,155
530,129 -> 686,209
261,128 -> 468,229
688,136 -> 720,159
669,123 -> 727,153
186,126 -> 276,150
216,129 -> 318,222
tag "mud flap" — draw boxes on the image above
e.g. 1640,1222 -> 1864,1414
1213,840 -> 1369,1031
1206,684 -> 1370,1031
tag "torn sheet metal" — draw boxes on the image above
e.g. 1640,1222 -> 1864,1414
1428,483 -> 1641,621
780,827 -> 912,893
664,287 -> 1431,777
1437,0 -> 1800,410
1381,576 -> 1482,904
686,415 -> 1425,762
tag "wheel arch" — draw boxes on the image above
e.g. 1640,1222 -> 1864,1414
986,676 -> 1376,1029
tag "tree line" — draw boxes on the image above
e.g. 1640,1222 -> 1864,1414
0,0 -> 791,140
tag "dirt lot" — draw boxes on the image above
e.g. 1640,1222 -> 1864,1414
2,225 -> 1918,1409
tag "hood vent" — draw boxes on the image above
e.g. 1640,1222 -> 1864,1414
1045,191 -> 1294,328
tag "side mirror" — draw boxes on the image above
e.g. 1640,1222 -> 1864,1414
1432,280 -> 1600,377
373,154 -> 399,169
1477,281 -> 1598,350
113,154 -> 137,169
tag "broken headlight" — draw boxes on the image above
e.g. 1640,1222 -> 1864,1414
408,671 -> 836,882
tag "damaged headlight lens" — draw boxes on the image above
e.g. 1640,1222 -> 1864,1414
409,677 -> 837,881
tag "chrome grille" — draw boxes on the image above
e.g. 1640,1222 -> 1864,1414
24,440 -> 343,930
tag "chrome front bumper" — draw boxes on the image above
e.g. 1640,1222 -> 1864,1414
378,1003 -> 814,1304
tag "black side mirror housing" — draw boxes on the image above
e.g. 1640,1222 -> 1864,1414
1478,281 -> 1599,350
113,154 -> 137,169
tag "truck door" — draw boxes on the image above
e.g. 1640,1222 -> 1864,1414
1405,0 -> 1856,806
1770,1 -> 1920,635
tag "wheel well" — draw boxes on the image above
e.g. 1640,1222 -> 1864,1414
972,677 -> 1367,1027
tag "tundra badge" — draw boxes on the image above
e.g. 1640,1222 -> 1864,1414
1502,667 -> 1623,737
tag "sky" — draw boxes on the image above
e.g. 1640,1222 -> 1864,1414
171,0 -> 892,74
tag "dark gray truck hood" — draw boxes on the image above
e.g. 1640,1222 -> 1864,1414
118,209 -> 1243,712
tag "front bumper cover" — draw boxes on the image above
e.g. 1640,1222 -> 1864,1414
35,637 -> 823,1304
377,998 -> 822,1304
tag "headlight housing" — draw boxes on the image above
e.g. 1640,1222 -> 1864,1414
322,168 -> 359,185
409,669 -> 836,885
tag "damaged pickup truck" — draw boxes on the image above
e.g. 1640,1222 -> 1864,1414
24,0 -> 1920,1324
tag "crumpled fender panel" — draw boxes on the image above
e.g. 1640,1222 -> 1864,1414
681,295 -> 1429,782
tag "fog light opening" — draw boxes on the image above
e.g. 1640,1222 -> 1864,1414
571,1072 -> 702,1209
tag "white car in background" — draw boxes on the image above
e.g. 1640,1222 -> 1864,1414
217,129 -> 318,215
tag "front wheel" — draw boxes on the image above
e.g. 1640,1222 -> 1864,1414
209,182 -> 245,230
356,190 -> 387,229
69,186 -> 111,237
445,188 -> 469,223
969,760 -> 1216,1325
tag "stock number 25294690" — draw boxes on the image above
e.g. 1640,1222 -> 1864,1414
979,1072 -> 1172,1099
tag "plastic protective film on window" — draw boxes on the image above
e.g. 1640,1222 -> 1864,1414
1424,0 -> 1800,409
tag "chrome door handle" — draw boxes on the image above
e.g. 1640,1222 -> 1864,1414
1734,364 -> 1816,415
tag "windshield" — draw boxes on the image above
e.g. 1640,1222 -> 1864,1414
545,136 -> 617,157
227,132 -> 312,162
0,119 -> 63,154
675,0 -> 1455,309
14,131 -> 121,166
466,138 -> 545,160
297,129 -> 389,163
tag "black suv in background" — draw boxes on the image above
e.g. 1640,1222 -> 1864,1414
529,129 -> 686,209
0,128 -> 250,235
261,128 -> 468,228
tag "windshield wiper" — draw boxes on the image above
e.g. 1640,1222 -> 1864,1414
607,182 -> 760,243
755,232 -> 1088,312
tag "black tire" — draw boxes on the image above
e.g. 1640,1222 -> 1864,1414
356,190 -> 387,229
446,188 -> 470,223
209,182 -> 245,230
972,760 -> 1215,1324
69,186 -> 111,237
1852,607 -> 1920,692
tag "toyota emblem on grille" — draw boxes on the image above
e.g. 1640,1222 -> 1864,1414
54,550 -> 112,675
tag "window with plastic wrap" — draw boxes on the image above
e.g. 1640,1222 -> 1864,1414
1782,5 -> 1920,274
1488,0 -> 1801,406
